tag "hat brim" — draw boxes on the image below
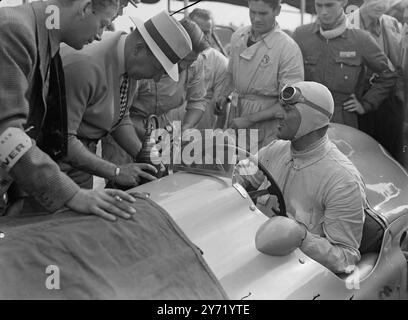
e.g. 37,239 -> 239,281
129,16 -> 179,82
128,0 -> 139,8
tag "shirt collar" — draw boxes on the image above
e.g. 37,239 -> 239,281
290,134 -> 331,169
118,34 -> 128,76
247,23 -> 280,49
312,21 -> 348,39
360,10 -> 381,36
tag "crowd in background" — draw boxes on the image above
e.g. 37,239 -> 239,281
104,0 -> 408,170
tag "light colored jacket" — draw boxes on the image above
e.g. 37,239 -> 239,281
130,56 -> 206,136
196,48 -> 229,129
246,135 -> 366,273
131,56 -> 206,119
223,24 -> 304,147
348,9 -> 405,103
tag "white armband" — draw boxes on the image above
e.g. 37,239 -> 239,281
0,127 -> 32,172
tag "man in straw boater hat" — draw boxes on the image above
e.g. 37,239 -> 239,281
58,11 -> 192,191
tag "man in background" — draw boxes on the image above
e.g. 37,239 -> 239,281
293,0 -> 396,130
107,0 -> 139,31
189,8 -> 230,129
218,0 -> 304,151
189,7 -> 228,56
348,0 -> 406,164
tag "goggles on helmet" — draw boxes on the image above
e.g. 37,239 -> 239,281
279,86 -> 332,119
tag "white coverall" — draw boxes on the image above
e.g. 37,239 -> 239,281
223,24 -> 304,148
246,134 -> 366,273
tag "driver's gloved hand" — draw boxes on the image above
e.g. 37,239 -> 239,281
256,195 -> 279,218
235,159 -> 264,189
255,216 -> 307,256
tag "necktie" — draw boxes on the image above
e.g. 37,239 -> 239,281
113,73 -> 129,128
40,50 -> 68,160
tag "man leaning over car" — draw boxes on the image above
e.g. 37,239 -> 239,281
0,0 -> 139,221
58,11 -> 193,189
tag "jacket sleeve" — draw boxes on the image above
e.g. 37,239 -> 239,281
358,31 -> 398,112
300,178 -> 365,274
277,38 -> 305,91
207,51 -> 229,106
220,57 -> 234,99
185,58 -> 207,112
64,135 -> 116,180
0,20 -> 79,211
219,31 -> 241,98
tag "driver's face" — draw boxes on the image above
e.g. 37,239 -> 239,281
276,104 -> 301,141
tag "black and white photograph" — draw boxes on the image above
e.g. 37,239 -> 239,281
0,0 -> 408,306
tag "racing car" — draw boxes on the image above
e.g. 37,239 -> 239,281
132,123 -> 408,300
0,123 -> 407,299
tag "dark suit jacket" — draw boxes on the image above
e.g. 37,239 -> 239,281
0,1 -> 79,211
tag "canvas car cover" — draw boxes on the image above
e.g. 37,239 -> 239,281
0,192 -> 228,299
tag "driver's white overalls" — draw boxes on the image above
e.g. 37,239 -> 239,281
245,134 -> 366,274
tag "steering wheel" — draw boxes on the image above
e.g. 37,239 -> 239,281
166,131 -> 287,217
234,150 -> 287,217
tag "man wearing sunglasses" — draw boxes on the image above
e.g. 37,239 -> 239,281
242,81 -> 367,274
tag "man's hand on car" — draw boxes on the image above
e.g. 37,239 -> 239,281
116,163 -> 158,187
66,188 -> 138,222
